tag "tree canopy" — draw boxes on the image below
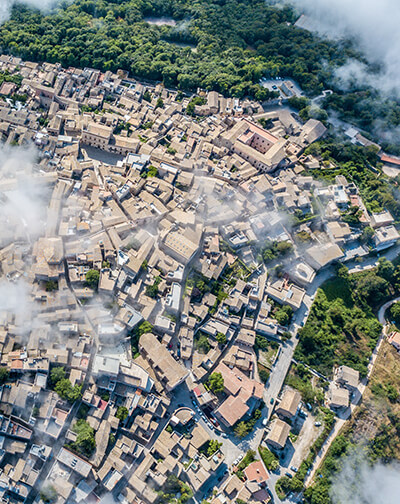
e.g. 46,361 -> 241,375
208,372 -> 224,394
72,419 -> 96,456
55,378 -> 83,402
0,367 -> 9,385
0,0 -> 356,100
116,406 -> 129,421
85,269 -> 100,289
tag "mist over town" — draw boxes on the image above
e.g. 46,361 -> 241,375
0,2 -> 397,504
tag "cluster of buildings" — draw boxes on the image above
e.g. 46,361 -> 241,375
0,52 -> 395,504
328,366 -> 360,411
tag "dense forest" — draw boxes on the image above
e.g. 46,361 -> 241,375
0,0 -> 355,99
322,91 -> 400,155
0,1 -> 399,149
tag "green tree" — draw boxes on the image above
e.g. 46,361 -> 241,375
377,257 -> 395,281
55,379 -> 82,402
145,276 -> 161,298
390,302 -> 400,325
0,367 -> 9,385
259,368 -> 270,383
353,272 -> 389,307
208,372 -> 224,394
336,264 -> 349,281
50,366 -> 66,386
196,335 -> 211,354
259,446 -> 279,470
275,241 -> 293,256
137,321 -> 153,336
234,421 -> 250,438
116,406 -> 129,421
85,269 -> 100,290
216,332 -> 227,346
207,439 -> 222,457
143,90 -> 151,102
45,280 -> 58,292
108,433 -> 116,446
40,485 -> 57,504
360,226 -> 374,244
288,96 -> 310,111
72,419 -> 96,456
275,305 -> 293,326
186,96 -> 206,116
131,321 -> 153,357
147,165 -> 158,177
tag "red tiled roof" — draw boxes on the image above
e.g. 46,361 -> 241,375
216,395 -> 249,426
244,460 -> 269,484
99,400 -> 108,411
381,154 -> 400,166
10,359 -> 23,369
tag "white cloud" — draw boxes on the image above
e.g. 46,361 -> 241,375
290,0 -> 400,96
0,0 -> 63,24
330,449 -> 400,504
0,144 -> 50,244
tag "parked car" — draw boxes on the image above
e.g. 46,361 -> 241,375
315,422 -> 322,427
270,398 -> 274,405
238,454 -> 244,462
285,472 -> 293,478
291,466 -> 298,472
306,403 -> 313,411
262,418 -> 268,427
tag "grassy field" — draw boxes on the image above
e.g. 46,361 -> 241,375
258,345 -> 279,369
